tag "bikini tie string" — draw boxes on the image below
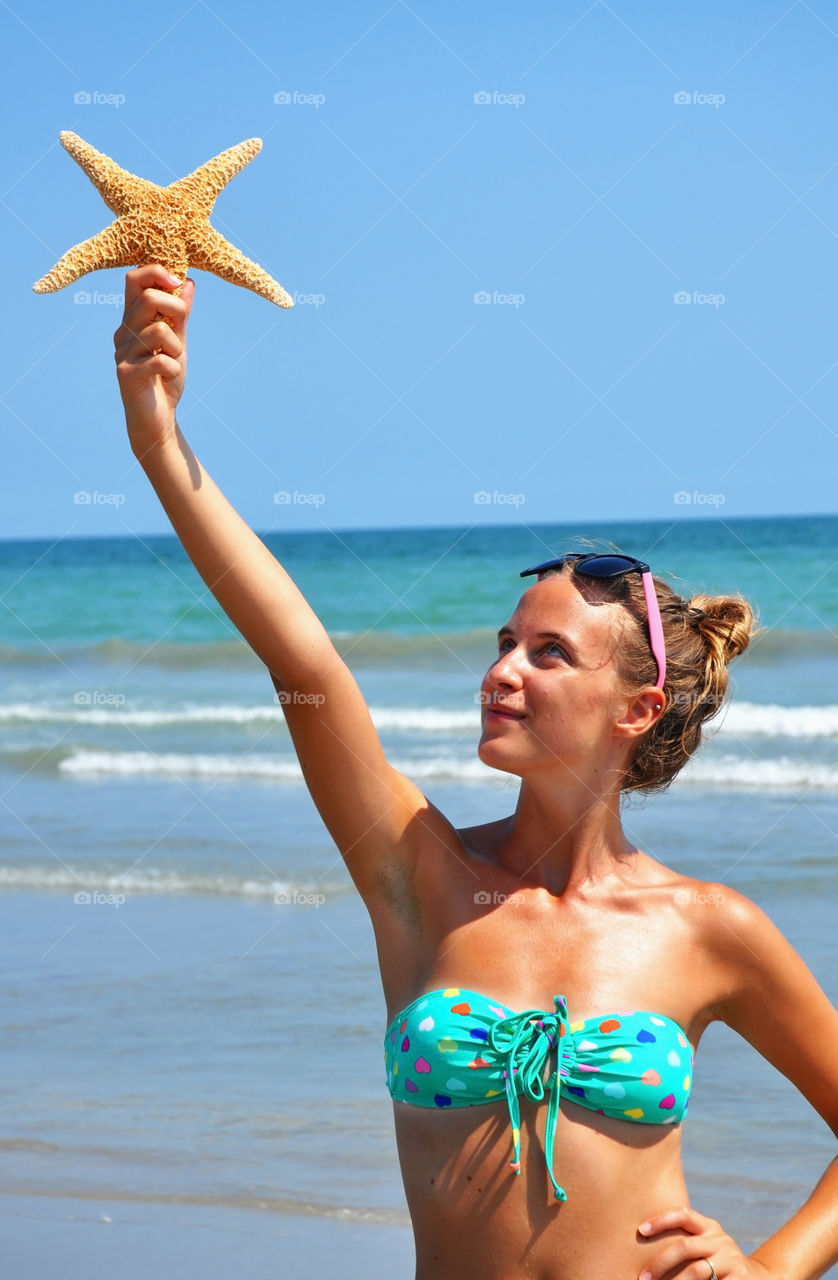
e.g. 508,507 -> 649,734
487,994 -> 569,1201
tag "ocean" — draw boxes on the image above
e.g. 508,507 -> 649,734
1,514 -> 837,1277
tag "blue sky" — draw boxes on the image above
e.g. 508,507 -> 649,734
3,0 -> 838,538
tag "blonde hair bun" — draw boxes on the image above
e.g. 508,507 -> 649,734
688,593 -> 759,665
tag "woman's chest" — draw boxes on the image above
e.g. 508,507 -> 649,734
394,844 -> 712,1043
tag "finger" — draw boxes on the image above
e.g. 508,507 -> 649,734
119,351 -> 182,384
123,265 -> 182,311
115,287 -> 190,352
177,277 -> 195,325
165,277 -> 195,338
639,1207 -> 714,1237
638,1238 -> 715,1280
116,319 -> 182,366
121,285 -> 189,333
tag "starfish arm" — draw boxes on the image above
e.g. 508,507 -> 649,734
188,224 -> 294,308
60,131 -> 160,215
32,220 -> 141,293
167,139 -> 263,215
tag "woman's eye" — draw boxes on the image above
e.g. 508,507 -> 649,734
496,638 -> 566,659
544,643 -> 566,658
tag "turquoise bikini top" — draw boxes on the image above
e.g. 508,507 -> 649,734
384,986 -> 694,1201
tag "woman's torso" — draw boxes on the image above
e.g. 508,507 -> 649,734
369,810 -> 726,1280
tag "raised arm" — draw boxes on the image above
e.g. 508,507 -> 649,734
113,266 -> 439,914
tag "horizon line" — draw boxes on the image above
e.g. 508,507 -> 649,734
0,510 -> 835,545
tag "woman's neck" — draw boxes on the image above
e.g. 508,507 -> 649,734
495,779 -> 636,895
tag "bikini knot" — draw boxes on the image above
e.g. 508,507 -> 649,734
487,995 -> 569,1201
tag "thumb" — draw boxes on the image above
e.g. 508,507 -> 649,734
180,277 -> 196,316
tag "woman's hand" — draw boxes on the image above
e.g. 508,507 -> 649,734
637,1207 -> 779,1280
114,265 -> 195,453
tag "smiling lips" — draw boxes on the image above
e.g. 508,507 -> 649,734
485,704 -> 525,719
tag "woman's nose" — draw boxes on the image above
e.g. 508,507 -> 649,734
487,647 -> 524,689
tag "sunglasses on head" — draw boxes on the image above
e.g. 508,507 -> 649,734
519,553 -> 667,691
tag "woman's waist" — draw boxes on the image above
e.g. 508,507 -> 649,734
400,1106 -> 688,1280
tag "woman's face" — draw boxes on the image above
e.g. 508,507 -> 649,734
477,572 -> 634,785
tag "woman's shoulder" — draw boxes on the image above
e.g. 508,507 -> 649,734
631,857 -> 772,963
630,862 -> 804,1037
645,864 -> 809,1005
662,869 -> 770,941
634,854 -> 755,918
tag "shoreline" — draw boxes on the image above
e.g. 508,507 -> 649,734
0,1192 -> 414,1280
0,1182 -> 411,1224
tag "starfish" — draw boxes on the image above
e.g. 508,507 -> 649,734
32,131 -> 293,308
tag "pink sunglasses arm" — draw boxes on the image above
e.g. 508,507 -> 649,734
641,570 -> 667,691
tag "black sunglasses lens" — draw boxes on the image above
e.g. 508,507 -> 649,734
574,555 -> 643,578
519,553 -> 649,580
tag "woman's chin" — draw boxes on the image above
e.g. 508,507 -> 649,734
477,736 -> 524,776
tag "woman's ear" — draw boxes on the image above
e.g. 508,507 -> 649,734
613,689 -> 664,741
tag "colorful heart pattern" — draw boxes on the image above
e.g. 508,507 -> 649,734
384,991 -> 694,1148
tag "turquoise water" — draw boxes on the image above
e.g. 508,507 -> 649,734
3,514 -> 838,647
1,514 -> 837,1273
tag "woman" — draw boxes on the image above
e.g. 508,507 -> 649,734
114,265 -> 838,1280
